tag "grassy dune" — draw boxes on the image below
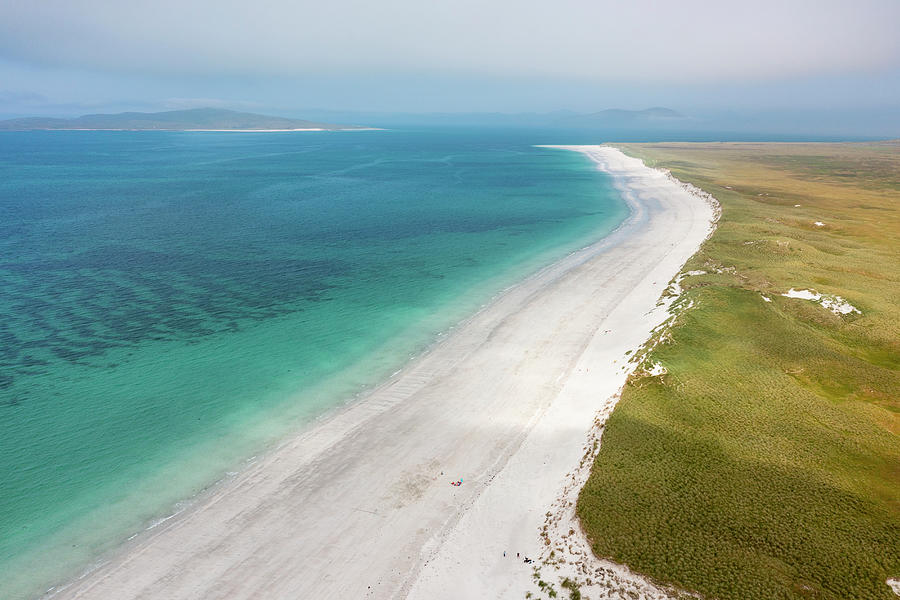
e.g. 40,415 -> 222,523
578,142 -> 900,599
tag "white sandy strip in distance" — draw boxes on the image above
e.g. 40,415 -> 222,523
43,128 -> 383,132
48,146 -> 716,600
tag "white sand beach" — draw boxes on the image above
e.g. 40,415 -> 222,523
48,146 -> 716,600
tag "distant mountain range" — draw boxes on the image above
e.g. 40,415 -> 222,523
0,108 -> 368,131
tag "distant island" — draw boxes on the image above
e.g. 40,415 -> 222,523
0,108 -> 373,131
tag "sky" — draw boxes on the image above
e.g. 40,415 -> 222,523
1,0 -> 899,129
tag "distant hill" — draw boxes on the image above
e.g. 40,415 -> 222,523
0,108 -> 369,131
554,107 -> 688,128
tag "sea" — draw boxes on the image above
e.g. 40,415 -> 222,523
0,128 -> 631,598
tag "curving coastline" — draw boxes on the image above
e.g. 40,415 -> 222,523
47,146 -> 717,600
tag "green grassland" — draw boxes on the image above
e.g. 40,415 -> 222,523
577,142 -> 900,599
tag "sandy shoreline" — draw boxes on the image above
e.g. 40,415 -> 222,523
46,146 -> 716,600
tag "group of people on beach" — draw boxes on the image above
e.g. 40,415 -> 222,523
502,551 -> 533,563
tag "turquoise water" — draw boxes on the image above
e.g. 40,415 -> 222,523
0,129 -> 626,598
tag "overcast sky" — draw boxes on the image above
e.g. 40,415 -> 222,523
1,0 -> 899,118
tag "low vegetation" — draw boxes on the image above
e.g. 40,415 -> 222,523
578,142 -> 900,599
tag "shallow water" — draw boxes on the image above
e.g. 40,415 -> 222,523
0,128 -> 626,598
